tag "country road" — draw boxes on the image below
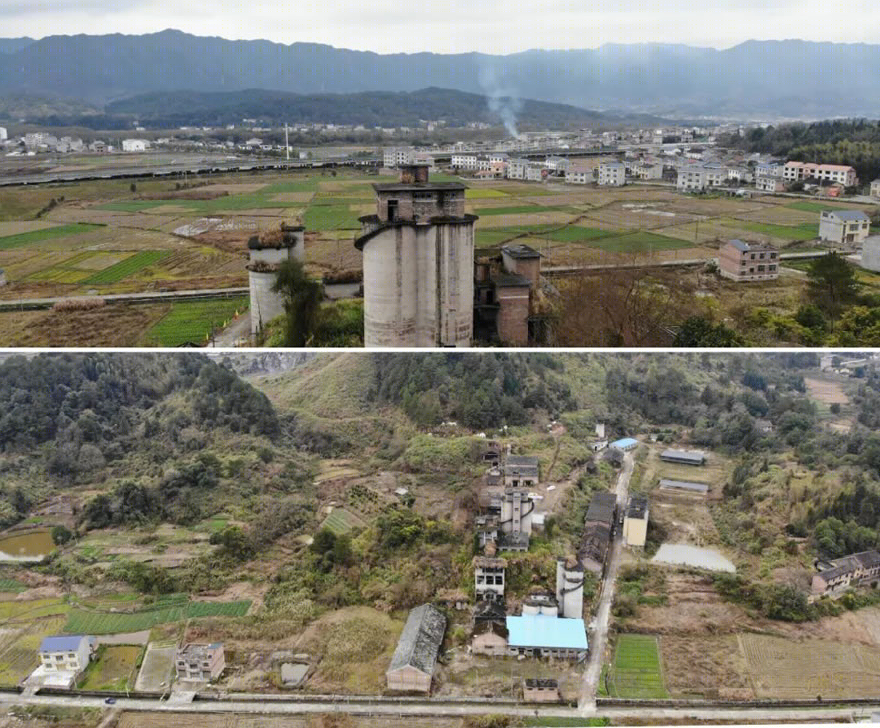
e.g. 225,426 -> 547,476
579,451 -> 633,713
0,691 -> 877,724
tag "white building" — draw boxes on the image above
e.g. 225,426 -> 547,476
565,162 -> 593,185
38,635 -> 92,675
783,162 -> 858,187
756,175 -> 785,193
525,164 -> 546,182
506,158 -> 529,180
677,167 -> 707,192
121,139 -> 149,153
544,156 -> 570,175
0,127 -> 7,141
819,210 -> 871,249
452,154 -> 479,170
384,147 -> 414,168
598,161 -> 625,186
871,180 -> 880,199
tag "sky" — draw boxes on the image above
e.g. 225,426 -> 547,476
2,0 -> 880,54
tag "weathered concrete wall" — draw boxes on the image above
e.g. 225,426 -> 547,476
863,237 -> 880,272
362,219 -> 474,347
501,252 -> 540,286
249,270 -> 285,336
496,286 -> 530,345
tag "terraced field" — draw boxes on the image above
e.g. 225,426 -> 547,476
144,296 -> 248,346
0,223 -> 105,250
82,250 -> 170,284
319,507 -> 367,536
739,633 -> 880,699
65,599 -> 251,634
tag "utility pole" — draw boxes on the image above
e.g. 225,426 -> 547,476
285,123 -> 290,164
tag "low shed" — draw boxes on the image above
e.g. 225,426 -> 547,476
386,603 -> 446,693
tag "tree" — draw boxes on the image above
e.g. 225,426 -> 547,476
271,259 -> 325,346
806,253 -> 859,318
673,316 -> 744,347
51,525 -> 74,545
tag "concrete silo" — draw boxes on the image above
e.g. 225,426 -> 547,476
354,164 -> 477,347
247,223 -> 305,337
861,236 -> 880,272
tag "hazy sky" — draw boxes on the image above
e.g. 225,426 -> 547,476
3,0 -> 880,53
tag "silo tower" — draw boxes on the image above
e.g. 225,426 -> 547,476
354,164 -> 477,347
247,223 -> 305,337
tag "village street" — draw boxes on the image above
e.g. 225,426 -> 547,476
578,450 -> 633,713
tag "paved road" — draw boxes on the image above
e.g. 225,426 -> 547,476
0,287 -> 249,311
0,691 -> 875,723
578,451 -> 633,713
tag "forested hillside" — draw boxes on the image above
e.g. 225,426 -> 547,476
721,120 -> 880,184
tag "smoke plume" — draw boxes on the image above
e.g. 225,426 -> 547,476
479,64 -> 523,139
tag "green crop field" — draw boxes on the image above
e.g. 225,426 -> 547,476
542,225 -> 615,243
0,223 -> 105,251
0,598 -> 69,622
145,296 -> 248,346
319,507 -> 366,536
473,205 -> 560,216
64,599 -> 250,634
786,201 -> 864,213
82,250 -> 170,284
80,644 -> 143,691
0,579 -> 27,593
466,188 -> 509,199
304,202 -> 362,231
735,221 -> 819,240
606,634 -> 669,699
586,231 -> 694,253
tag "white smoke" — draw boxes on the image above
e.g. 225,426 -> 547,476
479,64 -> 523,139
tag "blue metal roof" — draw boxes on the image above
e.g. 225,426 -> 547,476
40,635 -> 87,653
611,437 -> 638,449
506,615 -> 588,650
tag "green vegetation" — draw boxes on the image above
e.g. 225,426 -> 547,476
736,221 -> 819,241
145,296 -> 248,346
318,508 -> 366,536
0,223 -> 104,250
65,599 -> 250,634
269,260 -> 324,347
81,250 -> 170,284
303,202 -> 361,231
606,634 -> 669,699
79,644 -> 142,691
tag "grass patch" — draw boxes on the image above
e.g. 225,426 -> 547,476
65,600 -> 250,634
79,644 -> 142,691
542,225 -> 616,243
465,188 -> 509,199
473,205 -> 563,216
606,634 -> 669,699
734,221 -> 819,240
0,579 -> 27,593
319,507 -> 367,536
0,598 -> 68,622
303,203 -> 362,231
786,201 -> 864,213
0,223 -> 104,251
587,231 -> 694,253
144,296 -> 248,346
81,250 -> 170,285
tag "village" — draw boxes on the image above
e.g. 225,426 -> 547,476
7,416 -> 879,709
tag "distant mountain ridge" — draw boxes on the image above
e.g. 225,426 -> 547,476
0,37 -> 33,54
103,87 -> 608,129
1,30 -> 879,118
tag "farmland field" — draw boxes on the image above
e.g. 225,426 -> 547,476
64,599 -> 251,634
606,634 -> 669,699
80,644 -> 143,691
145,296 -> 248,346
0,615 -> 67,686
319,507 -> 366,536
734,221 -> 819,240
82,250 -> 170,284
739,633 -> 880,699
0,223 -> 104,250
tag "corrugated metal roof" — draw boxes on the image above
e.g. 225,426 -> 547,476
506,615 -> 588,650
40,635 -> 87,653
826,210 -> 869,221
387,604 -> 446,676
660,449 -> 706,464
611,437 -> 638,449
659,479 -> 709,494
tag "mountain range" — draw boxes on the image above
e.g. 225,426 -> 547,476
1,30 -> 880,118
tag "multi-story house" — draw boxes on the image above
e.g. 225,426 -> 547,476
784,161 -> 858,187
819,210 -> 871,249
756,175 -> 785,193
38,635 -> 93,675
176,643 -> 226,681
718,239 -> 779,282
506,158 -> 529,180
565,162 -> 593,185
598,161 -> 625,186
812,550 -> 880,597
871,179 -> 880,199
451,154 -> 479,170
